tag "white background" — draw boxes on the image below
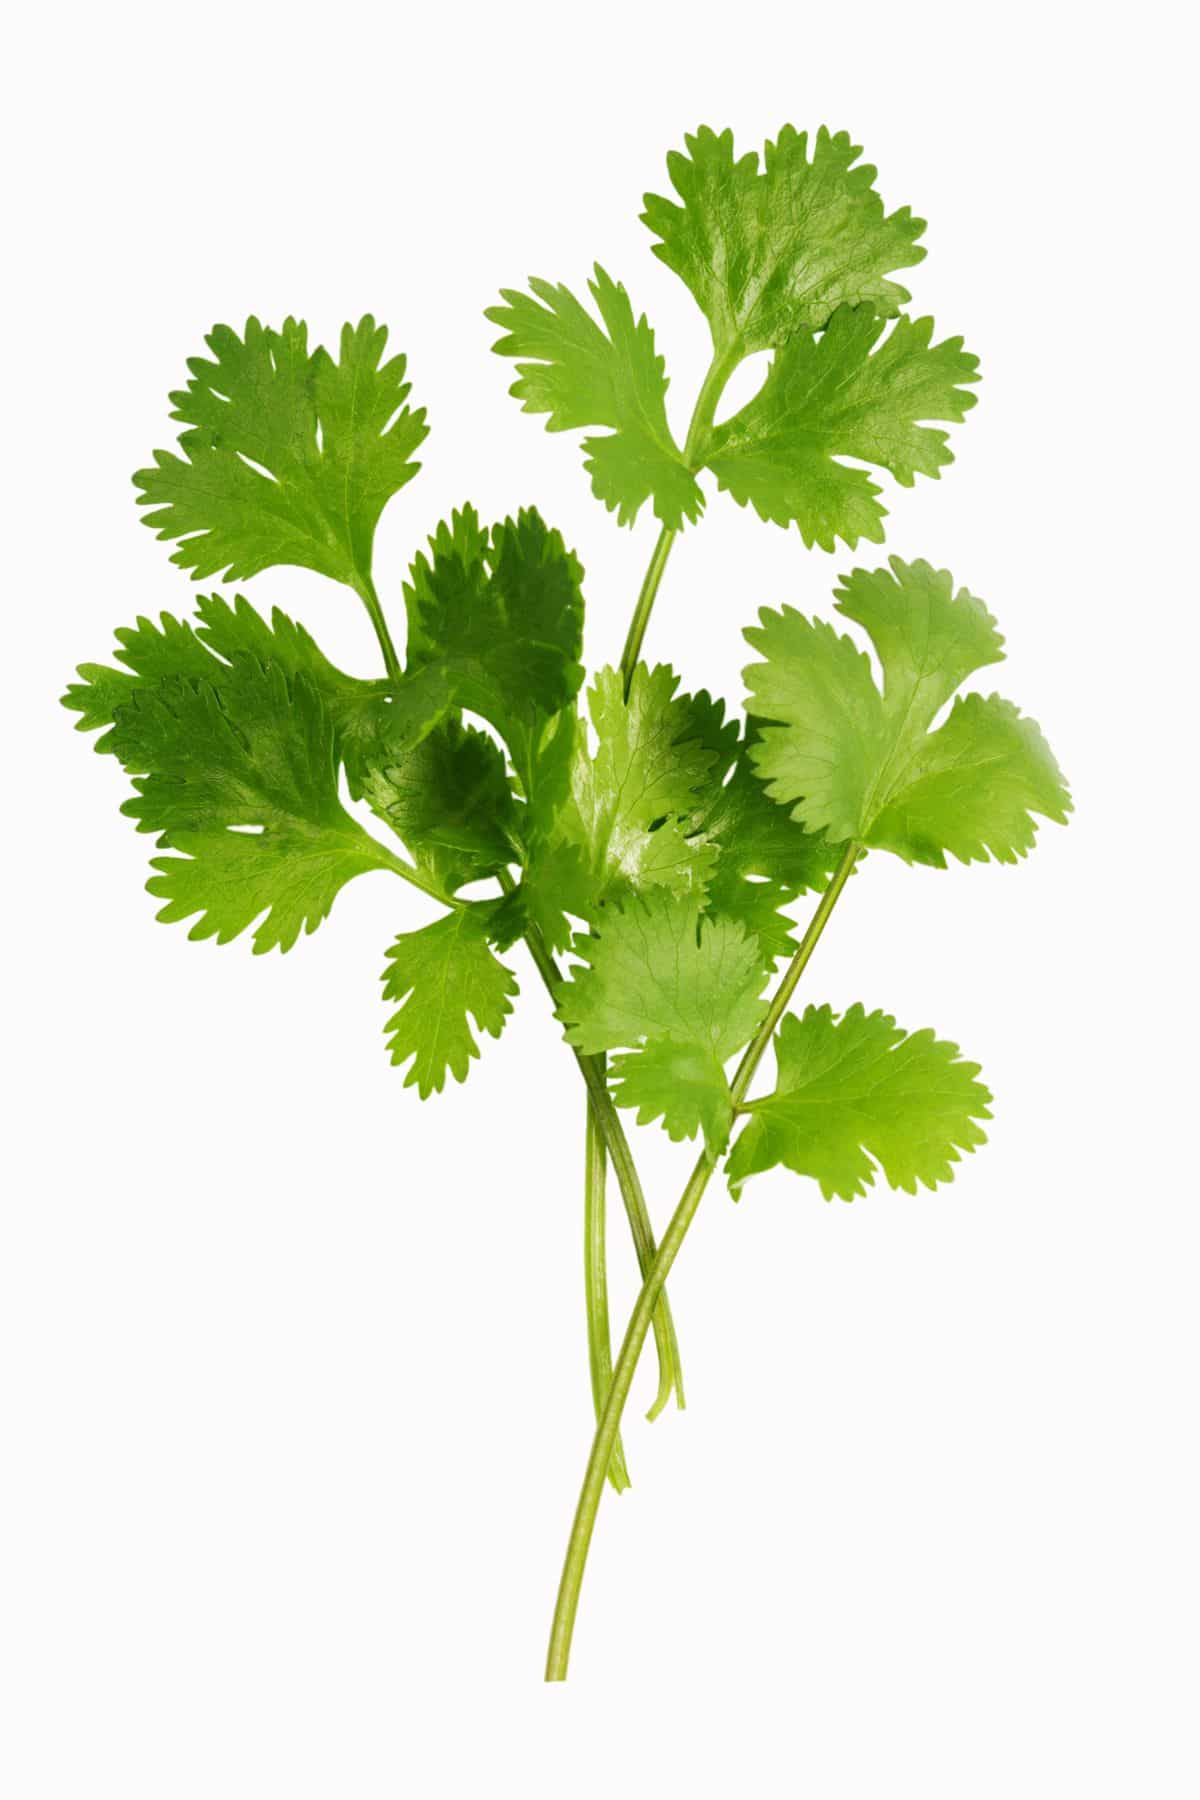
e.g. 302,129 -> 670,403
3,2 -> 1195,1793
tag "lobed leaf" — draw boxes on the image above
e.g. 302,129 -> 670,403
744,558 -> 1071,865
522,663 -> 718,947
677,693 -> 840,966
134,316 -> 426,589
727,1004 -> 992,1200
642,124 -> 926,356
557,894 -> 768,1151
704,308 -> 979,550
360,717 -> 519,895
381,904 -> 518,1096
107,660 -> 401,953
487,267 -> 702,529
403,505 -> 585,795
63,593 -> 453,788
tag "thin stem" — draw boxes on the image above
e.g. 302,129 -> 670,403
518,909 -> 685,1419
352,571 -> 403,685
585,1069 -> 631,1493
617,343 -> 742,691
544,841 -> 862,1680
380,845 -> 464,908
619,525 -> 676,697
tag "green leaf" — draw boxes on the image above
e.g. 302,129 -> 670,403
107,660 -> 402,953
727,1004 -> 992,1200
486,266 -> 702,529
642,125 -> 926,357
557,894 -> 768,1151
403,506 -> 585,791
64,611 -> 227,738
523,664 -> 718,946
678,695 -> 840,966
360,717 -> 519,894
134,316 -> 426,589
610,1042 -> 736,1153
744,557 -> 1071,865
381,903 -> 518,1096
62,594 -> 453,785
704,308 -> 979,550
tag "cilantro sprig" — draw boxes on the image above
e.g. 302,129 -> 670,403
65,124 -> 1070,1685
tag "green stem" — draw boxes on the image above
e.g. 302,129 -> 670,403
585,1068 -> 632,1493
619,525 -> 676,697
352,571 -> 404,685
544,841 -> 862,1681
380,846 -> 464,908
518,910 -> 685,1419
617,344 -> 742,691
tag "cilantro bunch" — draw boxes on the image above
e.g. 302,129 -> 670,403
64,125 -> 1070,1682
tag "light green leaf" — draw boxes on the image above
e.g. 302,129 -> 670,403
727,1004 -> 992,1200
134,316 -> 426,588
523,664 -> 718,945
610,1041 -> 735,1152
705,308 -> 979,550
107,660 -> 402,953
381,904 -> 518,1096
744,557 -> 1071,865
557,894 -> 768,1150
642,125 -> 926,356
486,266 -> 702,529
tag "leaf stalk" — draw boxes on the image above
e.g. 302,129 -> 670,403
544,838 -> 861,1680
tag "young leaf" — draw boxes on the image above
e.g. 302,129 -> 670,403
642,125 -> 926,356
360,717 -> 519,895
704,308 -> 979,550
403,506 -> 585,791
744,557 -> 1071,865
523,664 -> 718,945
727,1004 -> 992,1200
556,895 -> 768,1151
134,316 -> 427,589
486,267 -> 702,529
381,904 -> 518,1096
107,661 -> 404,953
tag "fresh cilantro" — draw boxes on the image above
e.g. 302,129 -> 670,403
108,659 -> 404,953
403,505 -> 585,793
680,698 -> 840,966
642,125 -> 926,355
705,308 -> 979,549
744,557 -> 1071,864
522,663 -> 718,947
66,126 -> 1072,1683
360,717 -> 519,895
726,1005 -> 992,1200
382,903 -> 518,1095
557,895 -> 768,1151
485,267 -> 702,529
492,126 -> 967,559
134,316 -> 426,592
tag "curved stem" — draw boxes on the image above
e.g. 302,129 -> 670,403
352,571 -> 403,685
544,841 -> 862,1680
514,895 -> 685,1417
617,344 -> 742,690
585,1070 -> 631,1493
